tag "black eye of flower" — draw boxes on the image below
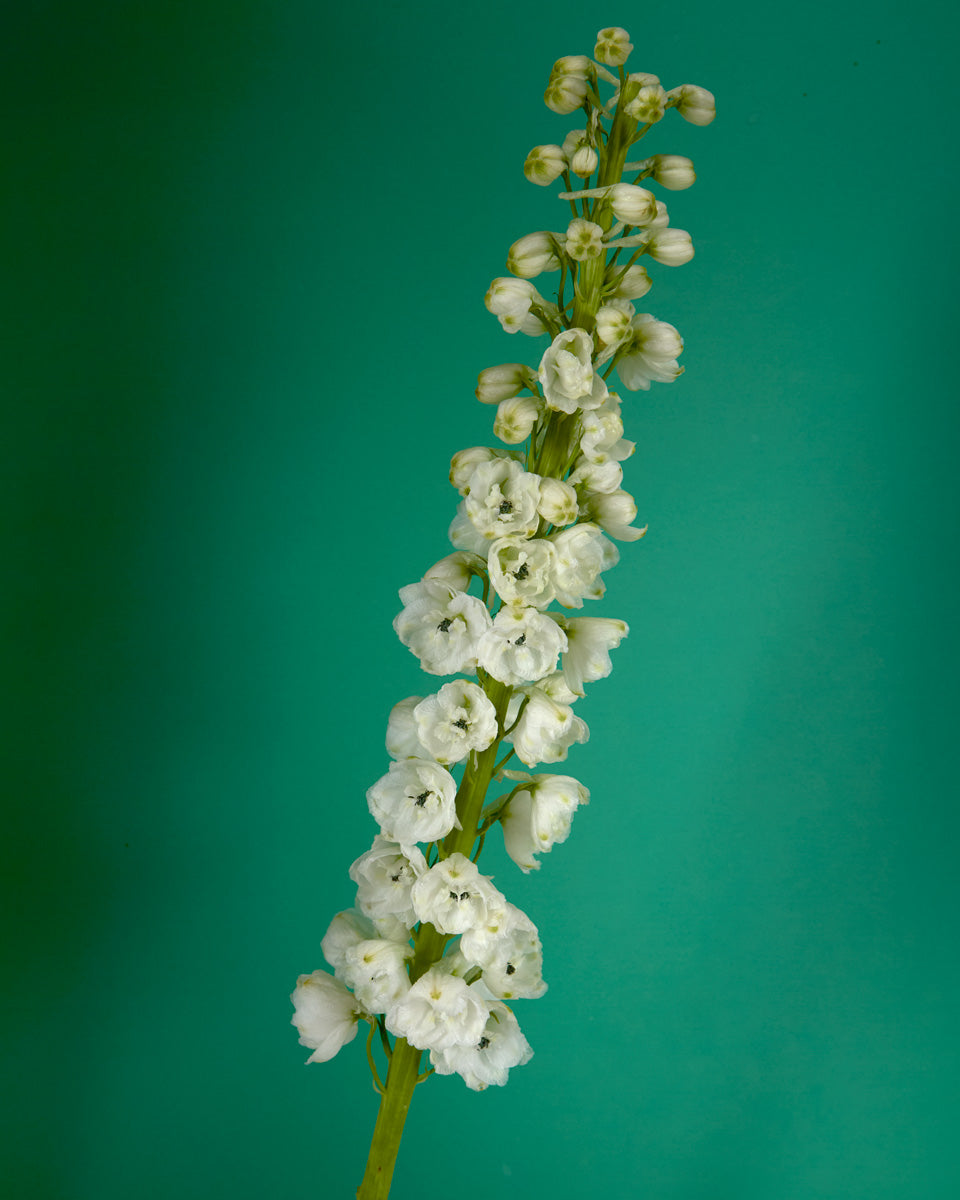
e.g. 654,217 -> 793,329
514,562 -> 529,581
437,617 -> 453,633
477,1036 -> 491,1050
514,633 -> 526,646
452,717 -> 469,730
498,499 -> 514,514
505,963 -> 516,975
414,790 -> 431,807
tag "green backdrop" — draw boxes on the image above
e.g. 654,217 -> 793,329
4,1 -> 958,1196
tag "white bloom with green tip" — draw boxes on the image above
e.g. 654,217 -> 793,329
559,616 -> 630,695
290,970 -> 364,1064
500,772 -> 590,872
507,687 -> 589,767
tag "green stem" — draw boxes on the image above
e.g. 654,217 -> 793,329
356,1038 -> 421,1200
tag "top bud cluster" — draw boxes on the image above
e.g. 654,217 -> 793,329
291,27 -> 713,1100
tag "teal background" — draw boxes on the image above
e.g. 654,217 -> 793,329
4,1 -> 958,1197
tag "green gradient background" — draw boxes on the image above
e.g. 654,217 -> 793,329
4,1 -> 958,1197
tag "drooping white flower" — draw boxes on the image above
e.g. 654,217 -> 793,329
422,550 -> 486,592
559,616 -> 630,695
449,445 -> 503,493
647,227 -> 694,266
523,144 -> 566,186
341,938 -> 413,1015
580,488 -> 648,541
475,363 -> 537,405
460,902 -> 547,1000
366,758 -> 460,845
448,501 -> 493,555
484,277 -> 552,335
507,687 -> 589,766
290,970 -> 364,1064
410,852 -> 506,936
477,606 -> 568,686
414,680 -> 498,765
487,535 -> 557,609
430,1001 -> 533,1091
544,71 -> 588,116
393,579 -> 493,675
550,522 -> 619,608
385,967 -> 489,1053
506,232 -> 560,278
617,313 -> 684,390
321,908 -> 378,973
500,772 -> 590,872
349,835 -> 427,926
667,83 -> 716,126
578,394 -> 634,463
641,153 -> 696,190
463,458 -> 542,541
538,327 -> 607,414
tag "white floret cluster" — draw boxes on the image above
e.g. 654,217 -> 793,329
292,25 -> 713,1098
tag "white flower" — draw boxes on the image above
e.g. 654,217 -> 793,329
422,550 -> 486,592
477,606 -> 568,685
544,73 -> 588,115
450,445 -> 503,493
570,144 -> 598,177
550,522 -> 619,608
667,83 -> 716,126
537,476 -> 579,527
538,327 -> 607,414
385,695 -> 428,760
321,908 -> 377,972
559,616 -> 630,695
617,313 -> 683,391
366,758 -> 460,845
625,83 -> 667,124
507,687 -> 589,766
430,1001 -> 533,1091
484,277 -> 551,335
595,299 -> 635,352
386,967 -> 489,1053
500,773 -> 590,872
558,183 -> 657,227
460,902 -> 547,1000
393,579 -> 493,675
568,456 -> 623,495
564,218 -> 603,261
644,154 -> 696,190
341,938 -> 413,1015
578,394 -> 635,463
493,394 -> 541,445
506,232 -> 560,278
605,262 -> 652,300
410,852 -> 506,935
580,488 -> 647,541
475,363 -> 535,405
290,970 -> 364,1063
414,680 -> 498,765
488,535 -> 557,609
647,227 -> 694,266
594,26 -> 633,66
349,835 -> 427,926
448,501 -> 492,555
463,458 -> 542,541
523,144 -> 566,186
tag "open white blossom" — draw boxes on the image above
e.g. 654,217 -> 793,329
579,394 -> 634,463
341,938 -> 413,1015
320,908 -> 378,973
386,967 -> 490,1053
580,488 -> 648,541
290,970 -> 364,1064
477,606 -> 568,686
617,313 -> 684,391
430,1001 -> 533,1091
414,680 -> 498,764
410,852 -> 506,936
366,758 -> 460,845
385,696 -> 428,760
550,523 -> 619,608
463,458 -> 542,541
349,835 -> 427,926
559,616 -> 630,696
393,579 -> 493,675
500,772 -> 590,872
422,550 -> 486,592
507,687 -> 589,766
488,535 -> 557,609
538,327 -> 608,414
460,902 -> 547,1000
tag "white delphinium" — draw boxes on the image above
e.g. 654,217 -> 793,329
477,606 -> 568,686
487,535 -> 558,609
635,153 -> 696,190
393,579 -> 493,675
484,277 -> 551,335
463,458 -> 542,541
626,82 -> 667,124
550,522 -> 619,608
523,143 -> 566,185
506,232 -> 560,278
493,394 -> 541,444
475,362 -> 537,405
410,852 -> 506,936
667,83 -> 717,125
349,835 -> 427,926
320,908 -> 378,973
342,939 -> 413,1014
579,393 -> 635,463
580,487 -> 648,541
386,966 -> 490,1053
385,696 -> 428,760
366,758 -> 460,845
564,218 -> 604,261
507,686 -> 589,767
413,680 -> 498,765
449,446 -> 507,493
537,476 -> 579,526
430,1001 -> 533,1091
595,299 -> 635,358
606,262 -> 652,300
568,457 -> 624,497
538,327 -> 608,414
559,616 -> 630,696
460,901 -> 547,1000
594,26 -> 633,65
422,550 -> 487,591
616,313 -> 684,390
646,226 -> 695,266
499,772 -> 590,872
570,143 -> 598,177
291,970 -> 365,1063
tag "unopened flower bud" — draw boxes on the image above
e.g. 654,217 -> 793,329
523,144 -> 566,186
564,218 -> 603,261
595,300 -> 635,347
537,477 -> 579,527
594,26 -> 633,66
605,263 -> 652,300
570,144 -> 598,178
581,489 -> 648,541
494,395 -> 541,445
476,363 -> 536,405
550,55 -> 591,79
646,227 -> 694,266
626,83 -> 667,124
507,231 -> 560,278
450,446 -> 499,493
559,183 -> 657,227
667,84 -> 716,126
561,128 -> 588,159
647,154 -> 696,190
544,74 -> 588,115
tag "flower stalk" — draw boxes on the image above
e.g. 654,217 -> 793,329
288,25 -> 714,1199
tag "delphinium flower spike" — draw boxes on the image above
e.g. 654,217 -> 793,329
289,26 -> 714,1199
